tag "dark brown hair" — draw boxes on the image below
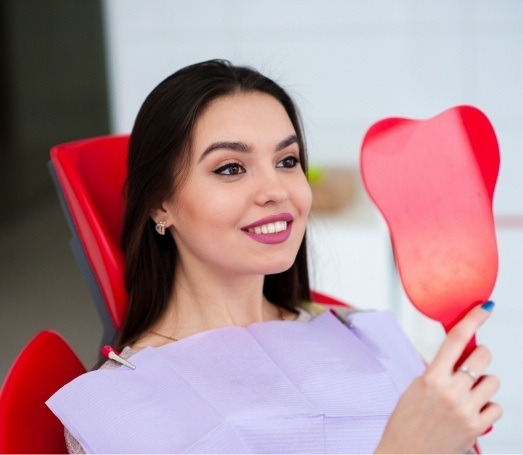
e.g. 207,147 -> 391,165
117,59 -> 311,349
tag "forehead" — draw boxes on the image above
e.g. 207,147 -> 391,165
192,91 -> 296,148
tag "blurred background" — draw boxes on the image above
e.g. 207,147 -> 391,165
1,0 -> 521,452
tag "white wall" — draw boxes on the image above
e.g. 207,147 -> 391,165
103,1 -> 523,190
102,1 -> 523,451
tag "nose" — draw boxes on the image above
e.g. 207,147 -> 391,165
253,168 -> 289,206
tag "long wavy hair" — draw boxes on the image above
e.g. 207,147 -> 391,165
117,59 -> 311,350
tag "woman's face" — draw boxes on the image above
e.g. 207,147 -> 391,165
159,91 -> 312,278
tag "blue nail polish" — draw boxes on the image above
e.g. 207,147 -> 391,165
481,300 -> 495,312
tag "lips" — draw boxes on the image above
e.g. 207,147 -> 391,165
241,213 -> 294,244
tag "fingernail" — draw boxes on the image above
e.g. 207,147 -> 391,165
481,300 -> 495,312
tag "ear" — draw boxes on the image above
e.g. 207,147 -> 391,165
150,204 -> 175,228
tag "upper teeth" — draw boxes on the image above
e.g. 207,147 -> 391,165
248,221 -> 288,235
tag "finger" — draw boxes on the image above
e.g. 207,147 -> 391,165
430,301 -> 494,372
454,345 -> 492,386
471,375 -> 500,408
478,401 -> 503,432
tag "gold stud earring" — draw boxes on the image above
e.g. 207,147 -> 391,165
155,221 -> 166,235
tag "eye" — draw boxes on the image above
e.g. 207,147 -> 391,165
213,162 -> 246,176
276,155 -> 300,169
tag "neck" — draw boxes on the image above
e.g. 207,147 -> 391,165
148,259 -> 282,343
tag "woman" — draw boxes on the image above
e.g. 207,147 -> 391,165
48,60 -> 501,454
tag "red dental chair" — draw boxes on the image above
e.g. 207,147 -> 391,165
0,136 -> 129,454
0,135 -> 348,454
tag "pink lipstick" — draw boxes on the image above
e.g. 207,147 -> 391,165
242,213 -> 293,244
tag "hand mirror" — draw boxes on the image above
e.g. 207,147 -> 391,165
360,106 -> 499,357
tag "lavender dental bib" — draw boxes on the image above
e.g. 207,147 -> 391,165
47,310 -> 424,454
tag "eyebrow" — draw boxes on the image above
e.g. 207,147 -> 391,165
198,134 -> 298,163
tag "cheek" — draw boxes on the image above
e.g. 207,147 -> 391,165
294,178 -> 313,216
180,189 -> 240,230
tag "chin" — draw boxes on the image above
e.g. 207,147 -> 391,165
258,258 -> 296,276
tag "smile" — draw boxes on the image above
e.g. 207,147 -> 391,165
241,213 -> 294,245
247,221 -> 287,235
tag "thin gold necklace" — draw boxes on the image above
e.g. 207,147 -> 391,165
146,329 -> 179,342
146,307 -> 286,342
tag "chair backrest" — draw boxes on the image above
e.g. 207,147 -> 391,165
0,331 -> 86,454
49,135 -> 130,341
